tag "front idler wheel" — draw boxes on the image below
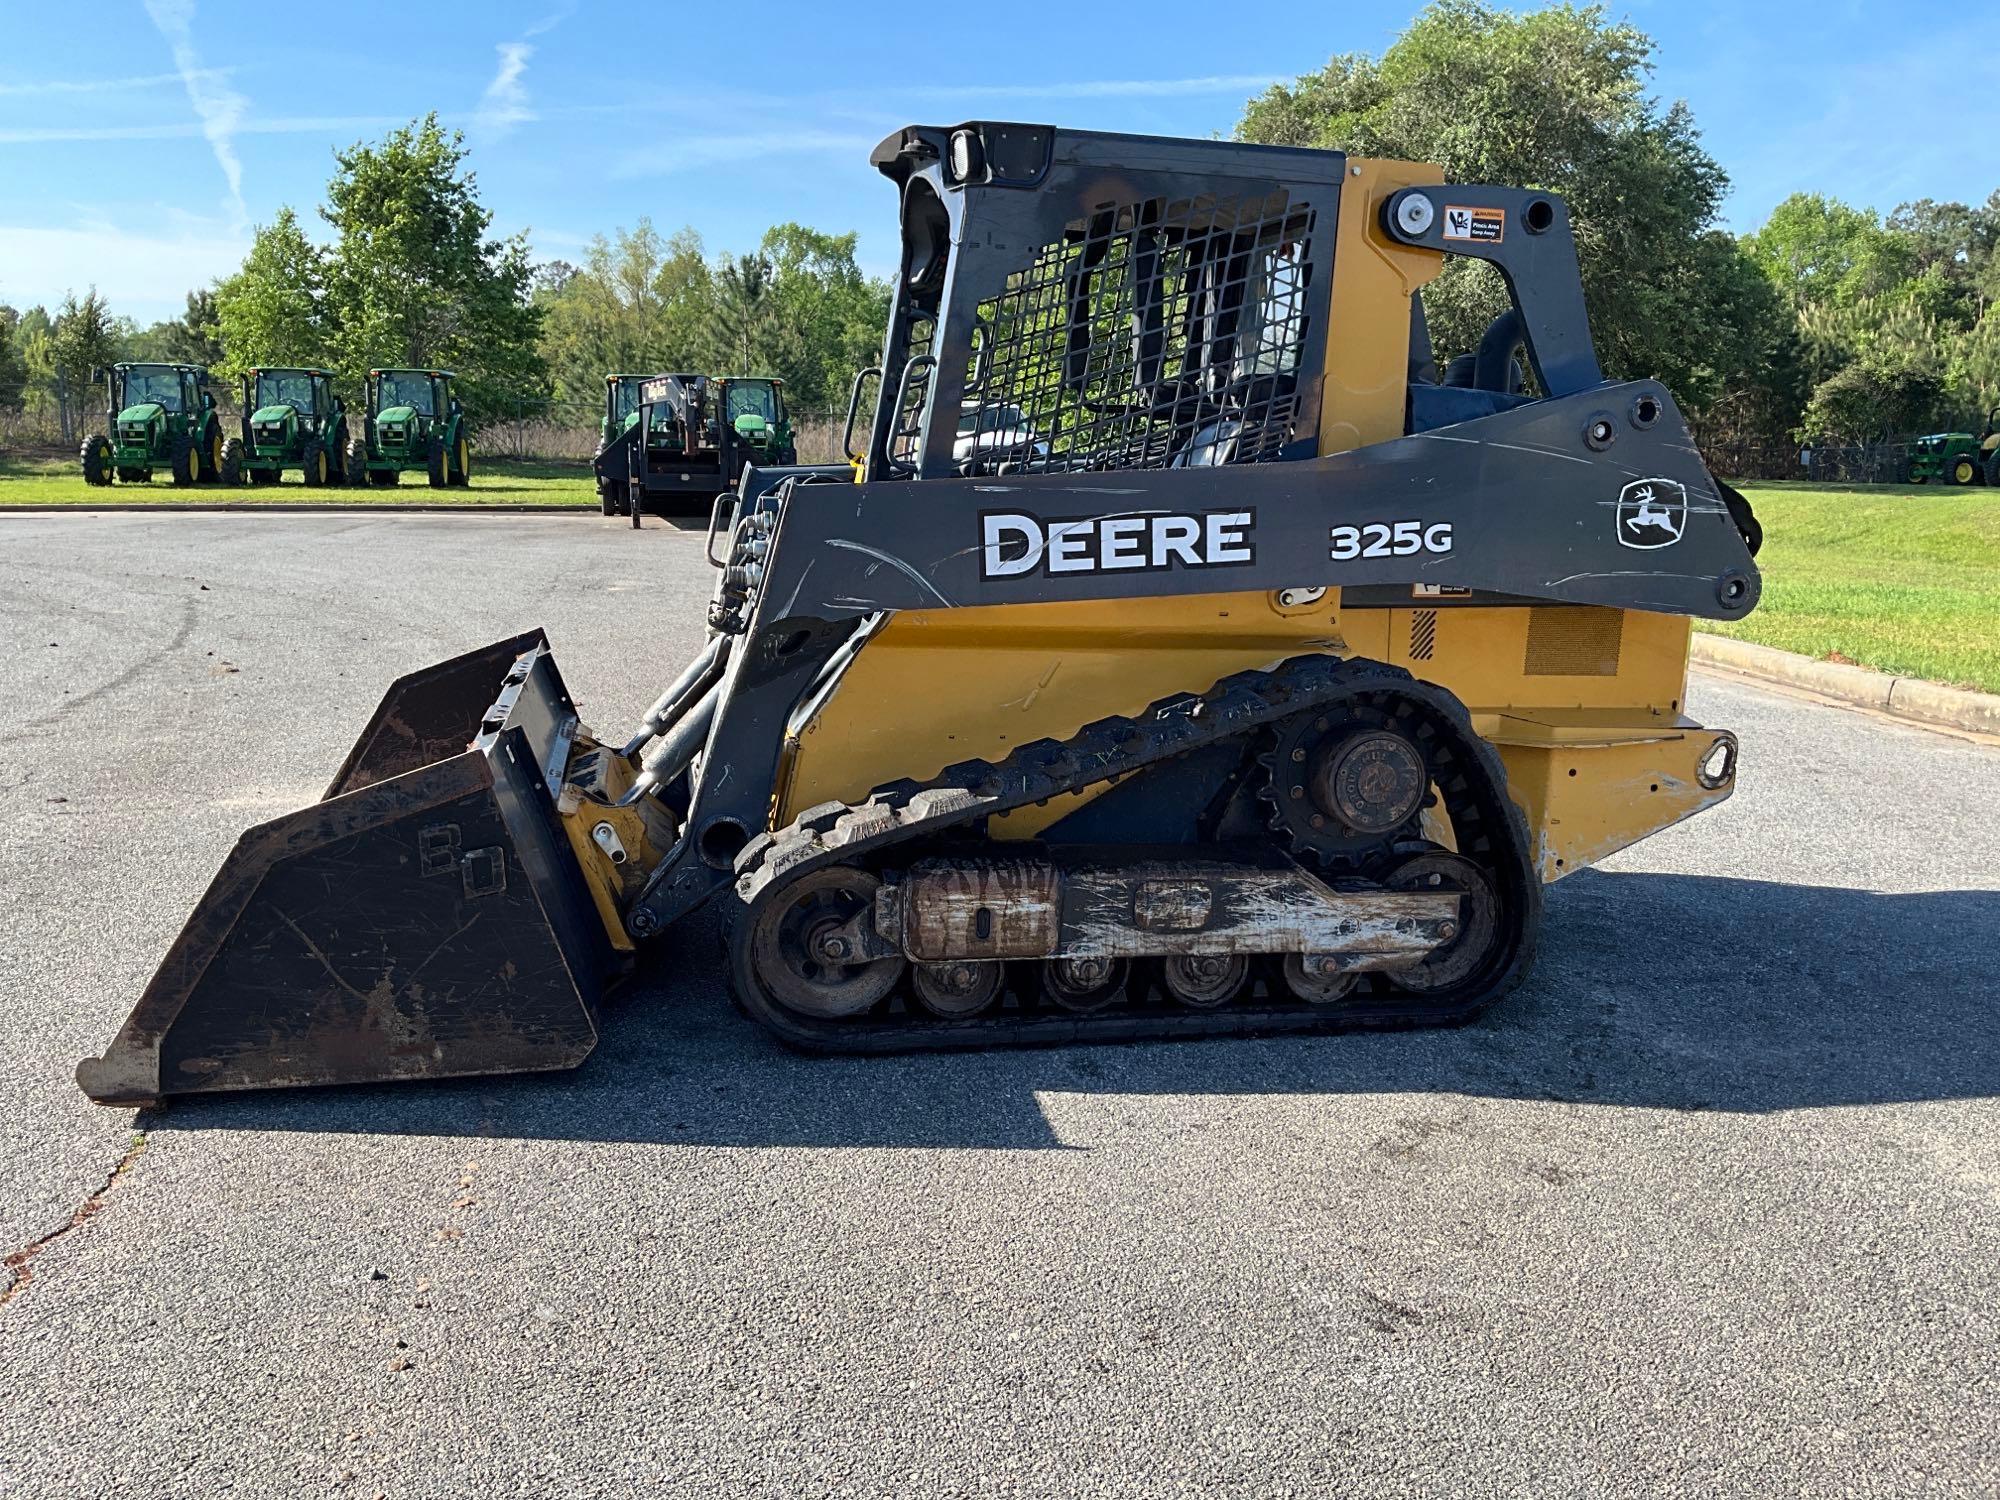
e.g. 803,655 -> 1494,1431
750,866 -> 904,1019
1382,851 -> 1500,995
912,961 -> 1004,1018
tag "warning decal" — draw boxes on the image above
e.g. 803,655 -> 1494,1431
1441,205 -> 1505,243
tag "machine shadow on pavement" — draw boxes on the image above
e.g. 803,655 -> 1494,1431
138,870 -> 2000,1152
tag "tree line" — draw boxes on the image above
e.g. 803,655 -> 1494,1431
0,115 -> 889,441
1237,0 -> 2000,448
3,3 -> 1995,453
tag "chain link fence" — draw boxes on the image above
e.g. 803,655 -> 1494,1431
1694,438 -> 1920,485
2,378 -> 252,457
0,384 -> 1942,486
468,398 -> 849,467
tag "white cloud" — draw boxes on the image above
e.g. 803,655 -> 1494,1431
476,41 -> 536,136
0,69 -> 229,97
522,2 -> 576,39
0,220 -> 251,322
611,130 -> 878,179
139,0 -> 249,226
475,6 -> 578,140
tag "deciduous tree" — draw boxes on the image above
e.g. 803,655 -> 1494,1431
0,305 -> 26,411
1237,1 -> 1782,415
212,207 -> 332,378
321,114 -> 544,420
49,289 -> 119,409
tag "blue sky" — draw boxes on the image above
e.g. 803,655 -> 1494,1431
2,0 -> 1995,324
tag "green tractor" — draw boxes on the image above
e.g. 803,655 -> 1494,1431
344,368 -> 471,488
239,367 -> 348,486
721,376 -> 797,470
1907,409 -> 2000,486
597,373 -> 651,450
80,362 -> 240,487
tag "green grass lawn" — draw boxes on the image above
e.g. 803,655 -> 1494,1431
1715,484 -> 2000,694
0,455 -> 598,506
3,456 -> 1994,692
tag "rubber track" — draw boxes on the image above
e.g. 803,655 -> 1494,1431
730,655 -> 1538,1052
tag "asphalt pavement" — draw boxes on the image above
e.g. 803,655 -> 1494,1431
1,511 -> 1995,1498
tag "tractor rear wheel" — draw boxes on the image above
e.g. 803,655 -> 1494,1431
345,437 -> 369,487
219,437 -> 243,487
1987,450 -> 2000,488
426,436 -> 449,489
117,468 -> 150,483
80,433 -> 112,487
370,468 -> 398,487
196,425 -> 224,483
169,433 -> 199,487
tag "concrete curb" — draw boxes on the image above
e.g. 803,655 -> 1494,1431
1692,633 -> 2000,738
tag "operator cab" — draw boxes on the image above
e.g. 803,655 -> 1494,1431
378,371 -> 438,416
123,366 -> 192,412
255,371 -> 320,413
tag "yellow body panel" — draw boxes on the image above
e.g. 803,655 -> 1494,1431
773,159 -> 1735,885
1318,159 -> 1446,456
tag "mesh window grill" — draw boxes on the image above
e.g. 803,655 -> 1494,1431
953,189 -> 1316,477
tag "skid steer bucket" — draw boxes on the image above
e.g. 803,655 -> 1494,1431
76,632 -> 618,1106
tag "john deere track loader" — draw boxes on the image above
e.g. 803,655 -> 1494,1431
78,123 -> 1762,1106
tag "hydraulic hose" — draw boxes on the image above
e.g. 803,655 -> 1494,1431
619,683 -> 721,806
618,635 -> 729,759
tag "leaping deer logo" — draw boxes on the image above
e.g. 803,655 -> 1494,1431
1617,478 -> 1686,549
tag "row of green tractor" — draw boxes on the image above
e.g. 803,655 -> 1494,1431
80,362 -> 472,489
1905,409 -> 2000,486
